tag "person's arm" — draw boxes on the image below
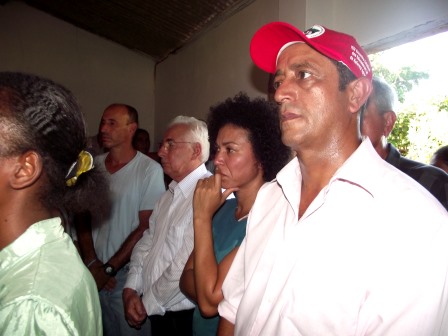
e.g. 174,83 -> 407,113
119,161 -> 165,271
122,288 -> 147,329
217,317 -> 235,336
107,210 -> 152,269
123,210 -> 159,328
75,210 -> 152,291
100,209 -> 152,291
74,212 -> 96,263
112,159 -> 164,272
179,252 -> 197,301
74,211 -> 110,290
144,220 -> 196,316
192,173 -> 238,317
0,298 -> 100,336
180,247 -> 239,307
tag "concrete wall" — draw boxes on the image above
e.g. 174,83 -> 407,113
305,0 -> 448,52
0,1 -> 156,143
153,0 -> 448,142
153,0 -> 278,142
1,0 -> 447,147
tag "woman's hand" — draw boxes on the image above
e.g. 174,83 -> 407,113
193,173 -> 237,224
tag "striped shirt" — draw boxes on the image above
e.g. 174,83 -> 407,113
125,164 -> 211,315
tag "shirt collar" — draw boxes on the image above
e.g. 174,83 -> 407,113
328,137 -> 384,197
168,164 -> 209,198
276,138 -> 382,208
385,143 -> 401,166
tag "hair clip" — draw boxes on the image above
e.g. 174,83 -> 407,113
65,150 -> 94,187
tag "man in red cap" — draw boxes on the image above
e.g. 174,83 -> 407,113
218,22 -> 448,335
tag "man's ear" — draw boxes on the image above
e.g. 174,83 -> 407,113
191,142 -> 202,161
383,111 -> 397,137
128,122 -> 138,136
348,77 -> 373,114
10,151 -> 43,189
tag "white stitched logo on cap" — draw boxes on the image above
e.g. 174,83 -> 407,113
304,25 -> 325,38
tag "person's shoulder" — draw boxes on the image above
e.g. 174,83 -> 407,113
134,151 -> 163,170
252,179 -> 284,208
94,152 -> 108,165
396,155 -> 448,184
38,237 -> 96,286
373,163 -> 447,218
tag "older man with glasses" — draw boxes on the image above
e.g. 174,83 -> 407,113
123,116 -> 211,336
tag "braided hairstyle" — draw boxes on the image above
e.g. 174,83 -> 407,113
0,72 -> 109,214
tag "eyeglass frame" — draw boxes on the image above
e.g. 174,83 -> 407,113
158,139 -> 194,151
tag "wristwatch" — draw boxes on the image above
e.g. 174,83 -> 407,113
103,263 -> 117,276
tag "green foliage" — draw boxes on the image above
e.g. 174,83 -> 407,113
437,96 -> 448,112
389,112 -> 414,157
370,54 -> 429,104
407,98 -> 447,163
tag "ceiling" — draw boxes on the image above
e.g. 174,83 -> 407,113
21,0 -> 256,63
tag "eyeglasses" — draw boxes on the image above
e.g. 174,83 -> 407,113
158,139 -> 193,151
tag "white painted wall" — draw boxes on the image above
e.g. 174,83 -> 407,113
279,0 -> 307,30
0,1 -> 156,143
305,0 -> 448,50
154,0 -> 448,142
1,0 -> 447,146
153,0 -> 278,142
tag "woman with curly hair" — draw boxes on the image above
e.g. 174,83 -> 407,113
180,92 -> 291,335
0,72 -> 108,335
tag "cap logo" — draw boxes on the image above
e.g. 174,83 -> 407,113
350,45 -> 371,77
304,25 -> 325,39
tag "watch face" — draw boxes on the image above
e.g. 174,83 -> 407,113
104,264 -> 116,276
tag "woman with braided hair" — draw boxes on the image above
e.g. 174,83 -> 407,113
0,72 -> 108,335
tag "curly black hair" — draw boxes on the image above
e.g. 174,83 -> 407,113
207,92 -> 291,181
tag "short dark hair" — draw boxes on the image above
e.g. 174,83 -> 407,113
125,104 -> 139,125
105,103 -> 139,125
331,60 -> 357,91
330,60 -> 370,117
433,145 -> 448,164
0,72 -> 109,214
207,92 -> 291,181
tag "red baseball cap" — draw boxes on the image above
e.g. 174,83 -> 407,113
250,22 -> 372,79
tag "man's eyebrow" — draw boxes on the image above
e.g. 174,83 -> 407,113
274,69 -> 284,78
101,117 -> 116,122
275,61 -> 315,77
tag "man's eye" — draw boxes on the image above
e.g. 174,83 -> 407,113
297,71 -> 311,79
273,81 -> 282,90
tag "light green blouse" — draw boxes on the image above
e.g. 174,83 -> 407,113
0,218 -> 102,335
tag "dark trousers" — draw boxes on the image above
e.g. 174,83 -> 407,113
149,309 -> 194,336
